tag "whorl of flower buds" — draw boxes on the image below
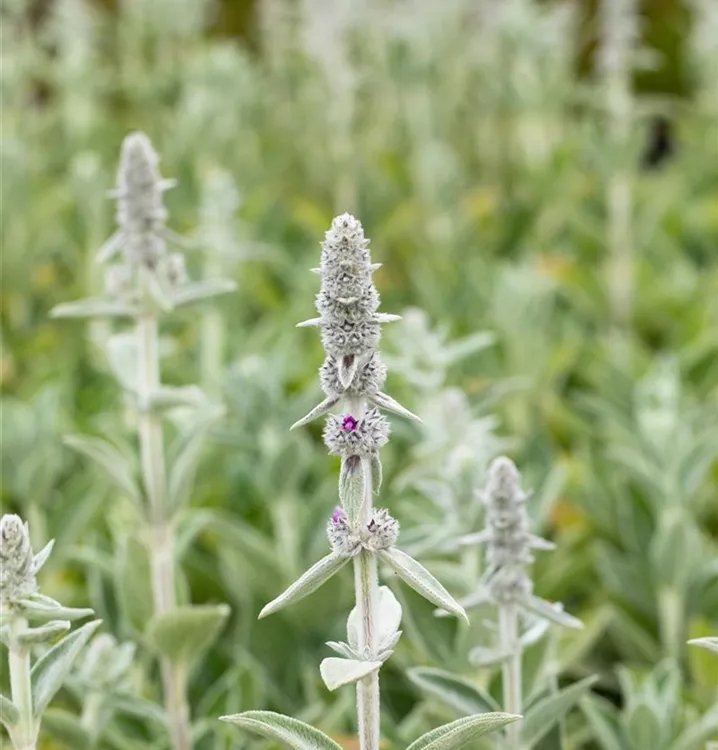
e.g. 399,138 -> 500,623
292,213 -> 419,432
0,514 -> 37,604
323,408 -> 390,458
481,457 -> 536,605
327,508 -> 360,556
362,509 -> 399,551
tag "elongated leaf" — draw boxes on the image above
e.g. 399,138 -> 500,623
339,456 -> 364,524
521,595 -> 583,629
63,435 -> 140,504
146,604 -> 230,666
17,595 -> 93,624
172,279 -> 237,307
406,713 -> 520,750
0,694 -> 19,728
674,703 -> 718,750
220,711 -> 343,750
32,540 -> 55,574
378,548 -> 467,622
50,298 -> 136,319
408,667 -> 499,715
520,675 -> 598,748
290,396 -> 339,431
17,620 -> 70,646
149,385 -> 209,411
688,637 -> 718,654
259,553 -> 352,619
371,391 -> 421,422
468,647 -> 510,667
319,658 -> 382,691
31,620 -> 102,717
326,641 -> 357,659
347,585 -> 401,651
625,702 -> 663,750
579,696 -> 626,750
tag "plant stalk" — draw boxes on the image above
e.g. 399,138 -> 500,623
8,617 -> 37,750
353,454 -> 380,750
136,280 -> 192,750
499,603 -> 522,750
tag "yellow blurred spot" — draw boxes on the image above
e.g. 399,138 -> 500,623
0,353 -> 16,388
537,254 -> 574,281
32,262 -> 58,291
550,499 -> 586,532
462,188 -> 498,221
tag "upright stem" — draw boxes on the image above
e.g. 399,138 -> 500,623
8,618 -> 37,750
499,603 -> 522,750
136,279 -> 192,750
353,455 -> 380,750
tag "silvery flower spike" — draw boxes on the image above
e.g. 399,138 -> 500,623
51,133 -> 233,750
0,514 -> 100,750
221,215 -> 519,750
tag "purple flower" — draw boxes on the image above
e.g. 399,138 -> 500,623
331,507 -> 346,525
342,415 -> 358,432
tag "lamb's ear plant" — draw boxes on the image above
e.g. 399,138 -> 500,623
51,132 -> 234,750
0,514 -> 100,750
220,214 -> 520,749
414,456 -> 594,750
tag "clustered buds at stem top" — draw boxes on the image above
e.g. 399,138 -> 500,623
0,515 -> 38,606
327,507 -> 400,556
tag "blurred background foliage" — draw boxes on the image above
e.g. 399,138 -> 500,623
1,0 -> 717,748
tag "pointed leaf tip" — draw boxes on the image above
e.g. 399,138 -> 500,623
320,658 -> 382,691
220,711 -> 344,750
406,713 -> 521,750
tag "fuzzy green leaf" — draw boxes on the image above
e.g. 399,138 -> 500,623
16,594 -> 94,624
319,657 -> 382,691
50,298 -> 136,319
378,548 -> 467,623
339,456 -> 364,524
172,279 -> 237,307
625,702 -> 663,750
688,637 -> 718,654
406,712 -> 520,750
31,620 -> 102,717
520,675 -> 598,747
0,694 -> 19,729
220,710 -> 343,750
259,553 -> 352,619
407,667 -> 500,715
16,620 -> 71,646
63,435 -> 140,504
521,594 -> 583,629
146,604 -> 230,666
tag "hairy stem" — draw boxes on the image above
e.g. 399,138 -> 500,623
499,603 -> 522,750
353,455 -> 380,750
8,618 -> 37,750
136,283 -> 192,750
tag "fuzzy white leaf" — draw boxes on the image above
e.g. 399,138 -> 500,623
50,298 -> 135,319
17,620 -> 71,646
290,396 -> 339,430
468,647 -> 511,667
521,595 -> 583,629
376,585 -> 403,648
326,641 -> 358,659
149,385 -> 210,411
220,710 -> 343,750
259,553 -> 352,619
296,317 -> 322,328
458,530 -> 491,546
339,455 -> 364,524
379,548 -> 468,623
95,231 -> 125,263
520,675 -> 598,748
688,637 -> 718,654
32,540 -> 55,574
338,356 -> 358,389
319,657 -> 382,691
17,594 -> 94,624
63,435 -> 141,504
106,333 -> 140,392
406,713 -> 521,750
371,391 -> 422,422
31,620 -> 102,717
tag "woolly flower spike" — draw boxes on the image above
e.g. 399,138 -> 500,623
324,408 -> 390,458
362,509 -> 399,551
481,457 -> 541,605
327,507 -> 360,556
0,514 -> 37,604
97,132 -> 177,270
292,214 -> 419,429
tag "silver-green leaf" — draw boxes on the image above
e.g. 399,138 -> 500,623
220,711 -> 343,750
31,619 -> 102,717
407,667 -> 500,715
520,675 -> 598,748
172,279 -> 237,307
378,548 -> 468,623
259,553 -> 352,619
17,594 -> 94,624
50,298 -> 136,319
406,712 -> 521,750
146,604 -> 230,667
0,694 -> 19,729
688,637 -> 718,654
319,658 -> 382,691
521,594 -> 583,629
16,620 -> 71,647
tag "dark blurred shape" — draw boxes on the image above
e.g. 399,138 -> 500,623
641,115 -> 674,170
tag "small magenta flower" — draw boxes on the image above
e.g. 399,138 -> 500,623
331,507 -> 346,524
327,508 -> 360,556
342,415 -> 358,432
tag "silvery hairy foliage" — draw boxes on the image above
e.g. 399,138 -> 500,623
51,133 -> 233,750
410,457 -> 593,750
221,214 -> 519,749
581,659 -> 718,750
0,514 -> 100,750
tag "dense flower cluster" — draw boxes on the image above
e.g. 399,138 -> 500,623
323,408 -> 391,459
0,514 -> 37,605
362,509 -> 399,551
326,507 -> 399,555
